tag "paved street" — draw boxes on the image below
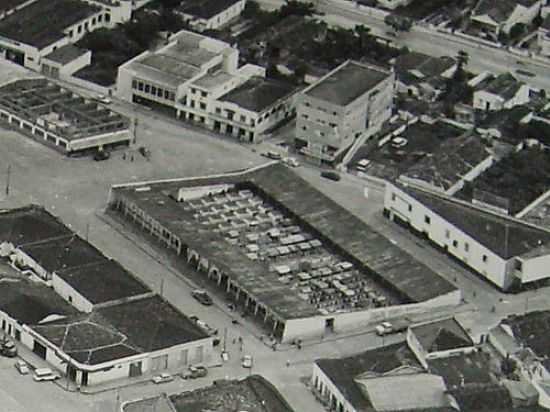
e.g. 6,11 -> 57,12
258,0 -> 550,90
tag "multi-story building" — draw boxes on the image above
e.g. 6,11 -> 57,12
117,30 -> 297,142
295,60 -> 394,163
175,0 -> 246,32
0,0 -> 131,71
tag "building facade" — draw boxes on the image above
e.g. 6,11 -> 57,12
295,60 -> 394,163
176,0 -> 246,32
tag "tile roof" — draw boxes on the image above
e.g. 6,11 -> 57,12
219,77 -> 296,113
481,73 -> 524,100
410,318 -> 474,353
473,0 -> 537,24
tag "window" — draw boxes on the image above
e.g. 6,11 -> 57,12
190,100 -> 195,108
105,13 -> 111,22
445,229 -> 450,239
200,102 -> 206,110
84,22 -> 89,30
92,17 -> 96,25
201,91 -> 207,98
77,25 -> 82,33
408,204 -> 412,212
215,107 -> 221,114
302,126 -> 307,131
240,115 -> 246,122
168,92 -> 175,101
98,14 -> 103,22
464,242 -> 469,252
391,193 -> 396,201
156,88 -> 163,97
164,90 -> 170,99
132,80 -> 138,89
453,240 -> 458,248
151,86 -> 157,95
138,82 -> 144,91
482,255 -> 488,263
424,215 -> 431,224
515,260 -> 523,272
144,84 -> 150,93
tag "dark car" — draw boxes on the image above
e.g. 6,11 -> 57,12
93,150 -> 110,161
0,339 -> 17,357
191,289 -> 213,305
321,171 -> 341,181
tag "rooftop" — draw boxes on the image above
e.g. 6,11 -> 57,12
0,277 -> 77,325
399,184 -> 550,259
55,260 -> 151,305
473,0 -> 538,23
44,44 -> 89,65
315,343 -> 420,412
410,318 -> 474,353
0,0 -> 30,13
427,351 -> 494,389
113,164 -> 457,320
0,78 -> 129,140
19,235 -> 105,273
476,105 -> 531,143
32,295 -> 208,365
501,310 -> 550,359
305,60 -> 391,106
395,52 -> 455,84
170,376 -> 295,412
219,77 -> 296,113
361,119 -> 467,180
479,73 -> 524,100
0,205 -> 72,246
177,0 -> 242,20
402,132 -> 490,191
0,0 -> 100,49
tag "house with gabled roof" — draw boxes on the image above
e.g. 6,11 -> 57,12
471,0 -> 542,36
473,73 -> 531,111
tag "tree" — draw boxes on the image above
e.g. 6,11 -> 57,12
354,24 -> 371,51
510,23 -> 526,39
454,49 -> 469,82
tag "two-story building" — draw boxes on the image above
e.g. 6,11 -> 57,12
117,29 -> 298,142
384,182 -> 550,291
295,60 -> 395,164
0,0 -> 131,71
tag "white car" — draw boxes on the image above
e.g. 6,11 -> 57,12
33,368 -> 60,382
96,94 -> 112,104
14,360 -> 29,375
151,372 -> 174,384
283,157 -> 300,167
375,321 -> 393,336
242,355 -> 253,368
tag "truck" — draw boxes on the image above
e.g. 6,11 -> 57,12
375,318 -> 410,336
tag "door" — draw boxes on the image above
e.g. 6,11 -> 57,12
81,371 -> 88,386
129,361 -> 142,377
33,341 -> 47,359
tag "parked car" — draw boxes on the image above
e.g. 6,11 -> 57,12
242,355 -> 253,368
14,360 -> 29,375
182,365 -> 208,379
356,159 -> 371,172
33,368 -> 60,382
262,151 -> 282,160
96,94 -> 112,104
375,319 -> 409,336
151,372 -> 174,384
93,149 -> 110,161
191,289 -> 213,306
0,338 -> 17,357
283,157 -> 300,167
320,171 -> 341,181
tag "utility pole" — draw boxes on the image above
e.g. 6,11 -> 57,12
85,220 -> 90,241
160,278 -> 164,297
5,164 -> 11,197
223,327 -> 228,353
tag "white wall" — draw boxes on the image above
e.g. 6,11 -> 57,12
519,254 -> 550,284
385,183 -> 512,289
312,362 -> 356,412
473,90 -> 505,111
51,273 -> 94,313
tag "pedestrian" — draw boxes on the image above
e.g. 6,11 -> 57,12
130,154 -> 134,162
286,360 -> 290,367
122,152 -> 126,160
272,342 -> 277,351
232,338 -> 236,344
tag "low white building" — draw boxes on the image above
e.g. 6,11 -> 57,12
0,0 -> 131,71
538,14 -> 550,56
384,182 -> 550,290
473,73 -> 530,111
175,0 -> 246,32
375,0 -> 414,10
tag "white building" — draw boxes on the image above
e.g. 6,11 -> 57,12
0,206 -> 212,388
117,30 -> 297,142
473,73 -> 531,111
538,14 -> 550,56
0,0 -> 131,71
376,0 -> 414,10
175,0 -> 246,32
384,182 -> 550,290
471,0 -> 542,36
295,60 -> 394,163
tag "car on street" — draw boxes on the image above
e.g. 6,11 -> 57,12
283,157 -> 300,167
33,368 -> 60,382
356,159 -> 371,172
182,365 -> 208,379
242,355 -> 253,368
191,289 -> 213,306
96,94 -> 112,104
93,150 -> 110,161
14,360 -> 29,375
320,171 -> 341,181
375,319 -> 409,336
1,338 -> 17,357
262,151 -> 282,160
151,372 -> 174,384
